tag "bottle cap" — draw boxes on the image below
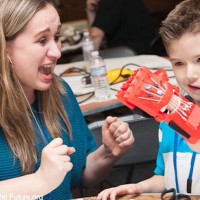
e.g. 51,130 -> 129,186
91,51 -> 99,57
83,31 -> 89,36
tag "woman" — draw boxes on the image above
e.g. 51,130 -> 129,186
0,0 -> 134,199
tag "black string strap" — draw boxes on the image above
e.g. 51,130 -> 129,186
161,188 -> 191,200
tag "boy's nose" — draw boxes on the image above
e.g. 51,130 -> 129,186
186,65 -> 199,83
188,74 -> 199,83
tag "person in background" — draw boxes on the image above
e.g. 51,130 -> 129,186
0,0 -> 134,199
97,0 -> 200,199
86,0 -> 156,54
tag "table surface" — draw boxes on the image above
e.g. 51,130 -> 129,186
76,194 -> 200,200
116,194 -> 200,200
54,55 -> 174,116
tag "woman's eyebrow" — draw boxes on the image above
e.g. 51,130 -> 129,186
34,24 -> 62,37
34,28 -> 50,38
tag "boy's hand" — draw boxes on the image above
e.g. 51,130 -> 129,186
97,184 -> 141,200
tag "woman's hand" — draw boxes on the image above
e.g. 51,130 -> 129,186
81,117 -> 134,186
97,184 -> 142,200
35,138 -> 75,193
102,116 -> 134,157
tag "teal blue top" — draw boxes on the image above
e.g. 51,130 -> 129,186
0,80 -> 97,199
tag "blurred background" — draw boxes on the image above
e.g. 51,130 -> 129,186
56,0 -> 182,26
55,0 -> 183,64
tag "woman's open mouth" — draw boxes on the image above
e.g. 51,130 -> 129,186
38,65 -> 52,75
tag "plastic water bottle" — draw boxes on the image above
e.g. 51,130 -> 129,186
89,51 -> 110,100
82,31 -> 94,64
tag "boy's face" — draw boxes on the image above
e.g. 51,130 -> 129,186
167,32 -> 200,105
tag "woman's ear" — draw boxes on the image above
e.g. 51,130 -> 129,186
7,53 -> 11,62
6,42 -> 14,68
6,41 -> 13,60
6,44 -> 11,61
6,48 -> 13,67
7,53 -> 13,67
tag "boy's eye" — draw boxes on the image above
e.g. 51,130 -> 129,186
174,62 -> 183,67
39,38 -> 47,45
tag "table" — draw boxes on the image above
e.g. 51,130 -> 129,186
76,193 -> 200,200
116,194 -> 200,200
54,55 -> 173,116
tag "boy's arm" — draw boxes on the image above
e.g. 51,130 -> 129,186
97,175 -> 165,200
137,175 -> 165,193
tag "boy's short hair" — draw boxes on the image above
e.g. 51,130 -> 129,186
159,0 -> 200,47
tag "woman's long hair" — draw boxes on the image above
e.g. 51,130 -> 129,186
0,0 -> 72,174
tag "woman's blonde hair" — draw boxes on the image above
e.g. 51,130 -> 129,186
0,0 -> 72,174
159,0 -> 200,48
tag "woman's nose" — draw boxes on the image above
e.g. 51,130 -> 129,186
47,41 -> 61,60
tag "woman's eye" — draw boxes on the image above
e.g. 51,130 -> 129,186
197,57 -> 200,62
39,38 -> 47,45
54,34 -> 61,42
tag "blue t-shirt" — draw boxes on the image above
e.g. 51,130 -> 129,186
0,80 -> 97,199
154,121 -> 200,194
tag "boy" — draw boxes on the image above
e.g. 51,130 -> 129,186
97,0 -> 200,199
